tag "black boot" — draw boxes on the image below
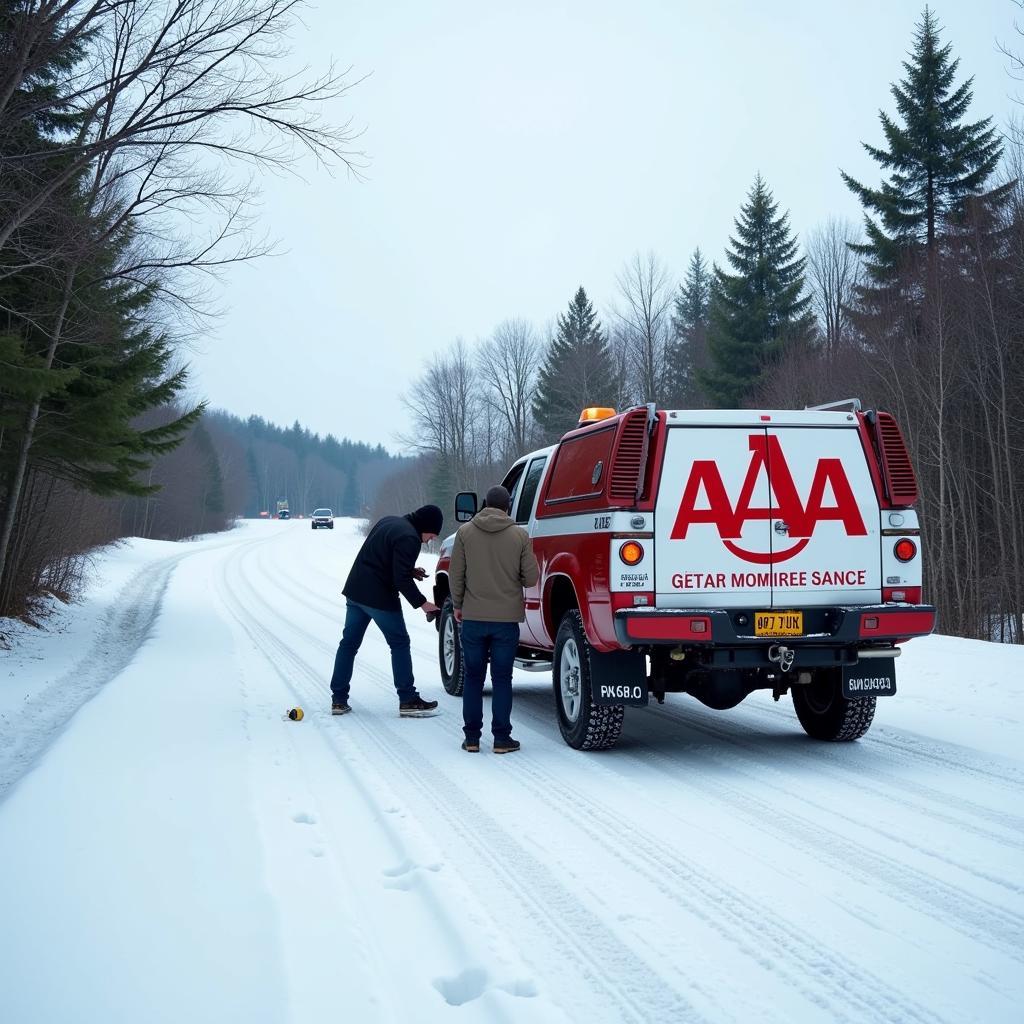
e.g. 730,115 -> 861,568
399,696 -> 439,718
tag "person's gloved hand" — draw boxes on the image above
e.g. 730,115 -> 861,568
412,566 -> 428,581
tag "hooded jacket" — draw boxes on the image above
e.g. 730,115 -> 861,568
449,506 -> 539,623
343,513 -> 430,612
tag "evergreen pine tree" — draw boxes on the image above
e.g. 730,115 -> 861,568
700,177 -> 814,407
841,7 -> 1006,299
533,287 -> 616,441
664,248 -> 711,407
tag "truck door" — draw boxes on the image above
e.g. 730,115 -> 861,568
514,454 -> 549,644
654,427 -> 774,608
765,427 -> 881,606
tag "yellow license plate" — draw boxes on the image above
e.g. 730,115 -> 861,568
755,611 -> 804,637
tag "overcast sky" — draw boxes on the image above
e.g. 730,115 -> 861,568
189,0 -> 1018,451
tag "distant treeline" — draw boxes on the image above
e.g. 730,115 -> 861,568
0,404 -> 404,621
203,411 -> 405,520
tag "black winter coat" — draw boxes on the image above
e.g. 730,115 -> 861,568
343,515 -> 427,612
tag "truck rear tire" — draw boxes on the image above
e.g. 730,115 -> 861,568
554,610 -> 624,751
438,598 -> 464,697
792,669 -> 876,741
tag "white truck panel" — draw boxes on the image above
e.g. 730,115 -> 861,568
654,424 -> 882,608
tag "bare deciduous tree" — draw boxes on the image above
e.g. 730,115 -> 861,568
612,251 -> 673,404
805,217 -> 862,350
477,317 -> 541,461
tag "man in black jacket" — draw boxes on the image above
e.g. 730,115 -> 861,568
330,505 -> 443,717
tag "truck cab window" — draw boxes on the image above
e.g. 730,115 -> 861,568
501,461 -> 526,514
514,456 -> 548,524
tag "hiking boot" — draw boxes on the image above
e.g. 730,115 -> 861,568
331,702 -> 351,716
461,738 -> 480,753
399,696 -> 439,718
493,737 -> 521,754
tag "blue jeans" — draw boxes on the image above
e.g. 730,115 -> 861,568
330,601 -> 417,703
460,620 -> 519,741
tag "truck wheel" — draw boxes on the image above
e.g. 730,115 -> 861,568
553,610 -> 624,751
792,669 -> 876,741
438,598 -> 464,697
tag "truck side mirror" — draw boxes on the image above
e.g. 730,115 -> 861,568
455,491 -> 478,523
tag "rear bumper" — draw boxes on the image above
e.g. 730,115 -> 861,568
614,604 -> 936,665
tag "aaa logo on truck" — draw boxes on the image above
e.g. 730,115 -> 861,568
670,434 -> 867,564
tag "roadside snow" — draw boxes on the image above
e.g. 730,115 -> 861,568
1,520 -> 1021,1024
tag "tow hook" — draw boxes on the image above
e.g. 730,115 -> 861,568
768,644 -> 795,673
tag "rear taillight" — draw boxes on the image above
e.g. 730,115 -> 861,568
894,538 -> 917,562
619,541 -> 644,565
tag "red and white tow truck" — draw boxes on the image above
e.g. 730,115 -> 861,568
433,400 -> 936,750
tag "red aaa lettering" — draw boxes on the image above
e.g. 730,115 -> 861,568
670,435 -> 866,563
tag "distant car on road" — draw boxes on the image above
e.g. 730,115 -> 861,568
311,508 -> 334,530
278,509 -> 290,520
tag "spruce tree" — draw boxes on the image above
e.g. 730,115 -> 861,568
841,7 -> 1005,297
664,248 -> 711,407
533,287 -> 616,440
700,177 -> 814,407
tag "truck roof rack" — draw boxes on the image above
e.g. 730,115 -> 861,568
804,398 -> 862,413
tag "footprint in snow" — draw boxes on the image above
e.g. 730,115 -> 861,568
432,968 -> 537,1006
381,859 -> 442,890
291,811 -> 317,825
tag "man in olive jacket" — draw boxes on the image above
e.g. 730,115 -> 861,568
450,485 -> 539,753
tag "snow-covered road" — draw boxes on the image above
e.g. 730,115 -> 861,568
1,520 -> 1022,1023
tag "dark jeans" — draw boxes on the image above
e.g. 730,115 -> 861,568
330,600 -> 417,703
460,619 -> 519,741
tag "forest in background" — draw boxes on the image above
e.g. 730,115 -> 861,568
386,8 -> 1024,643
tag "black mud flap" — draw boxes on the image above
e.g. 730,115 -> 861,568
842,658 -> 897,698
589,648 -> 649,707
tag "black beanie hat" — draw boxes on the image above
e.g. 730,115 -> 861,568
408,504 -> 444,536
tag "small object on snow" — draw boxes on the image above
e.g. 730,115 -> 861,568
287,707 -> 304,721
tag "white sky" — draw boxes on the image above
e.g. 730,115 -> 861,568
190,0 -> 1019,451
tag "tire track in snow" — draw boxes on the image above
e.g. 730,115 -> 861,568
739,698 -> 1024,791
0,531 -> 273,804
649,699 -> 1024,842
2,549 -> 189,801
241,545 -> 954,1024
222,540 -> 705,1024
553,707 -> 1024,965
633,711 -> 1023,888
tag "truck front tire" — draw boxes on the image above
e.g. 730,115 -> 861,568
792,668 -> 876,741
438,598 -> 464,697
554,610 -> 624,751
